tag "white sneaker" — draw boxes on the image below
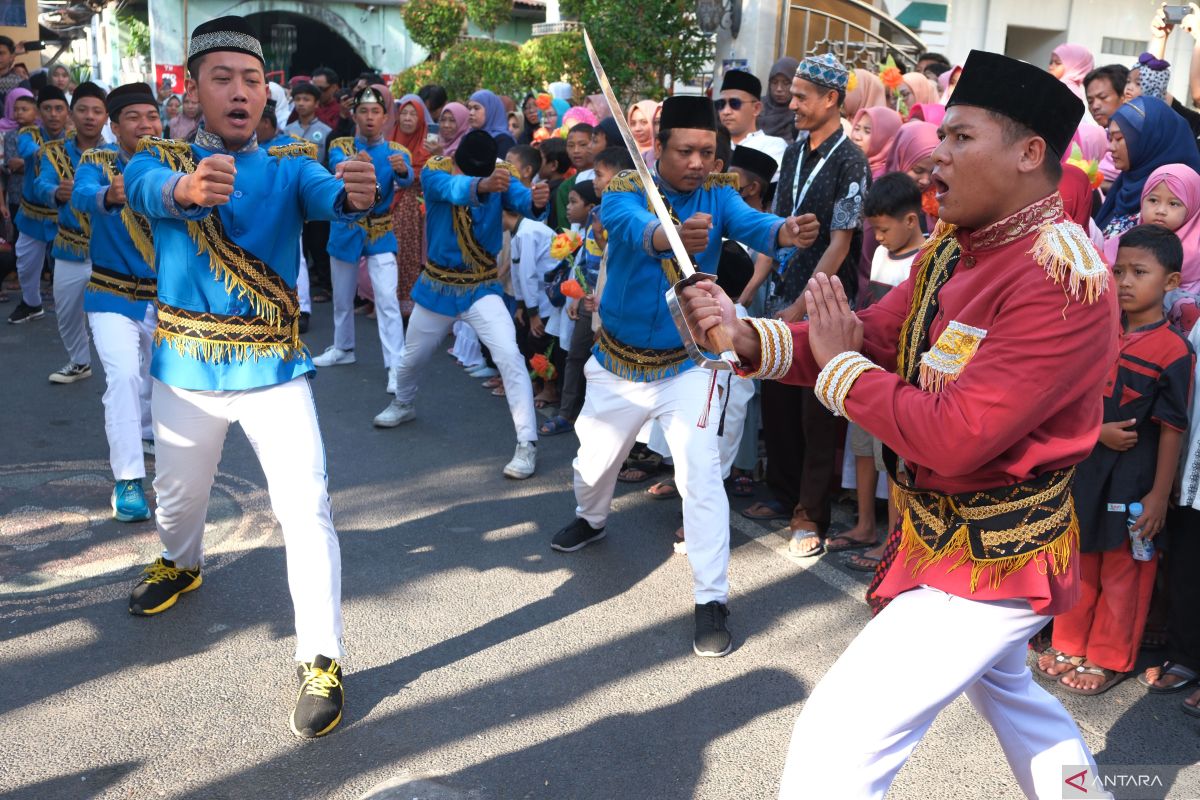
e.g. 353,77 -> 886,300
503,441 -> 537,479
373,399 -> 415,427
312,347 -> 355,367
386,367 -> 397,395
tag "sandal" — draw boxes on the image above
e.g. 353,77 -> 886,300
825,533 -> 878,553
740,500 -> 790,521
1138,661 -> 1199,693
617,466 -> 654,483
844,552 -> 880,572
1060,664 -> 1128,695
1183,689 -> 1200,718
482,377 -> 502,389
730,475 -> 754,497
491,386 -> 506,397
311,289 -> 331,303
624,444 -> 662,470
1033,647 -> 1084,681
539,416 -> 573,436
647,478 -> 678,500
788,530 -> 824,557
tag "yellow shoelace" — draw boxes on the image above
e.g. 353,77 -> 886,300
142,560 -> 185,584
301,664 -> 341,698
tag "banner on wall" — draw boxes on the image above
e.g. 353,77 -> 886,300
154,63 -> 185,94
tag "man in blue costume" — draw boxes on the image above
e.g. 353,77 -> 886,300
122,16 -> 379,739
549,96 -> 819,658
374,129 -> 549,480
71,82 -> 161,523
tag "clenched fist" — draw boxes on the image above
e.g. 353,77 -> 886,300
55,179 -> 74,204
337,155 -> 378,212
780,213 -> 820,249
679,212 -> 712,255
105,173 -> 126,207
479,167 -> 511,195
175,154 -> 236,208
531,181 -> 550,208
388,151 -> 409,177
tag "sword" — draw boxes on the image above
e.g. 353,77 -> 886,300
582,29 -> 737,371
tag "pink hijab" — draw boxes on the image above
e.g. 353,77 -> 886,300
844,70 -> 887,118
908,103 -> 945,125
439,102 -> 470,156
1053,43 -> 1095,101
1142,163 -> 1200,290
885,121 -> 940,174
563,106 -> 599,130
853,107 -> 903,177
901,73 -> 938,108
938,65 -> 962,104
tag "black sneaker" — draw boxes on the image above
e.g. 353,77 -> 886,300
693,601 -> 732,657
128,557 -> 202,616
550,517 -> 606,552
7,301 -> 44,324
298,311 -> 310,334
48,362 -> 92,384
291,655 -> 344,738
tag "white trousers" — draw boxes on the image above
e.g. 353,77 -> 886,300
89,307 -> 154,480
330,253 -> 404,367
53,258 -> 92,365
779,586 -> 1108,800
573,359 -> 728,603
647,372 -> 755,481
151,376 -> 343,661
15,234 -> 48,307
393,295 -> 537,443
297,239 -> 312,315
451,320 -> 484,368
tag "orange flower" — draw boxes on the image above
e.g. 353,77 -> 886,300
561,278 -> 585,299
536,93 -> 552,111
921,185 -> 939,218
550,231 -> 583,261
880,66 -> 903,90
532,127 -> 550,144
529,353 -> 556,381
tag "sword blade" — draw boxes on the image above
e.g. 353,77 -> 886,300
582,28 -> 697,278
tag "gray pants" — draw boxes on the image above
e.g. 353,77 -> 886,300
15,233 -> 48,307
53,258 -> 92,365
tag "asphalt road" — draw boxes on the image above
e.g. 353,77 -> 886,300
1,294 -> 1198,800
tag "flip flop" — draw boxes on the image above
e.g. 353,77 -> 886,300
647,478 -> 678,500
1059,665 -> 1128,696
740,500 -> 789,521
1183,693 -> 1200,718
730,475 -> 754,497
825,534 -> 878,553
539,416 -> 574,436
618,466 -> 654,483
844,552 -> 880,572
1033,648 -> 1084,682
788,531 -> 824,557
1138,662 -> 1199,693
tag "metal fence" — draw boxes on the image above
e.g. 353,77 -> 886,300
782,0 -> 925,72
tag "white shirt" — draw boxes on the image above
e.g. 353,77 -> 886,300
735,130 -> 788,182
509,217 -> 558,320
869,244 -> 919,290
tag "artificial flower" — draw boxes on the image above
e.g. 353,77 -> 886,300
550,231 -> 583,261
529,349 -> 557,381
846,70 -> 858,94
1066,144 -> 1104,191
879,56 -> 903,91
536,93 -> 552,111
560,278 -> 585,299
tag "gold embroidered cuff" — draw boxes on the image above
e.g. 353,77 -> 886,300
815,352 -> 881,418
742,317 -> 794,379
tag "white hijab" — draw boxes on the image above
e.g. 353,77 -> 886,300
269,82 -> 291,129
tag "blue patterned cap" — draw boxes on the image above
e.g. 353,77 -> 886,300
795,53 -> 848,92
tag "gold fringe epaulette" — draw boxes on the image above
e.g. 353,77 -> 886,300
703,172 -> 739,191
499,160 -> 521,179
85,147 -> 154,267
136,135 -> 191,158
328,137 -> 355,158
268,141 -> 318,159
1029,220 -> 1108,305
18,125 -> 43,146
425,155 -> 453,173
42,139 -> 71,180
80,148 -> 117,167
605,169 -> 643,193
43,140 -> 91,241
388,142 -> 412,157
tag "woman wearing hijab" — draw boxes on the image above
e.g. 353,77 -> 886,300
760,56 -> 799,141
1097,96 -> 1200,239
850,107 -> 903,178
585,93 -> 612,122
162,95 -> 181,133
518,94 -> 540,144
885,120 -> 941,230
269,82 -> 292,130
562,106 -> 599,131
843,69 -> 887,119
391,94 -> 433,316
906,103 -> 945,125
896,73 -> 938,115
438,101 -> 470,156
628,99 -> 658,164
467,89 -> 516,158
1049,43 -> 1095,102
169,94 -> 201,142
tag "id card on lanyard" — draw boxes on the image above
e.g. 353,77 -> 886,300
790,130 -> 846,216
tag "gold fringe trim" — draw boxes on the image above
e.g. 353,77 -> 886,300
918,320 -> 987,392
19,198 -> 56,221
605,169 -> 642,194
55,227 -> 89,259
84,148 -> 156,267
1030,221 -> 1109,306
425,155 -> 453,173
18,125 -> 43,145
895,225 -> 960,382
154,328 -> 303,363
268,141 -> 318,159
451,204 -> 497,273
595,327 -> 688,381
43,139 -> 91,240
703,172 -> 739,190
328,137 -> 356,159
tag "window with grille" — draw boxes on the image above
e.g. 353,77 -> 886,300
1102,37 -> 1149,57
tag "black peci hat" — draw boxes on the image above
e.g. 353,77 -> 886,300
720,69 -> 762,99
946,50 -> 1084,158
455,130 -> 499,178
106,82 -> 158,120
188,15 -> 264,72
731,145 -> 778,185
37,85 -> 67,106
659,95 -> 718,132
70,81 -> 106,109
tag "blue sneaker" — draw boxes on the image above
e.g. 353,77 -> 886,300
112,479 -> 151,523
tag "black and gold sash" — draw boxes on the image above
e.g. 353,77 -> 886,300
595,327 -> 688,382
81,148 -> 155,267
87,264 -> 157,302
17,126 -> 57,222
328,137 -> 404,243
43,139 -> 91,257
136,137 -> 302,362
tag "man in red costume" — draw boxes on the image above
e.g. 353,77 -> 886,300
682,50 -> 1117,798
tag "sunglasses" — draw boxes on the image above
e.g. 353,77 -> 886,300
714,98 -> 748,112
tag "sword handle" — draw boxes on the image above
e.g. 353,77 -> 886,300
708,325 -> 738,364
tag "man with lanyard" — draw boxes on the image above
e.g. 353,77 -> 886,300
122,16 -> 379,739
312,85 -> 412,393
548,96 -> 819,658
680,50 -> 1115,798
717,68 -> 787,180
742,53 -> 870,559
70,83 -> 161,522
7,86 -> 70,325
37,81 -> 110,384
374,130 -> 549,481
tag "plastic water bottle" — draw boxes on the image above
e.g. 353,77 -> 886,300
1128,502 -> 1155,562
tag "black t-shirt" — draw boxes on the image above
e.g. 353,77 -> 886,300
1172,97 -> 1200,151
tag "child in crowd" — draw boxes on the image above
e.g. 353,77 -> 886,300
1039,224 -> 1194,695
1137,164 -> 1200,332
508,145 -> 542,189
840,173 -> 927,569
504,204 -> 559,406
555,123 -> 596,229
538,137 -> 572,231
3,91 -> 37,222
544,178 -> 599,397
